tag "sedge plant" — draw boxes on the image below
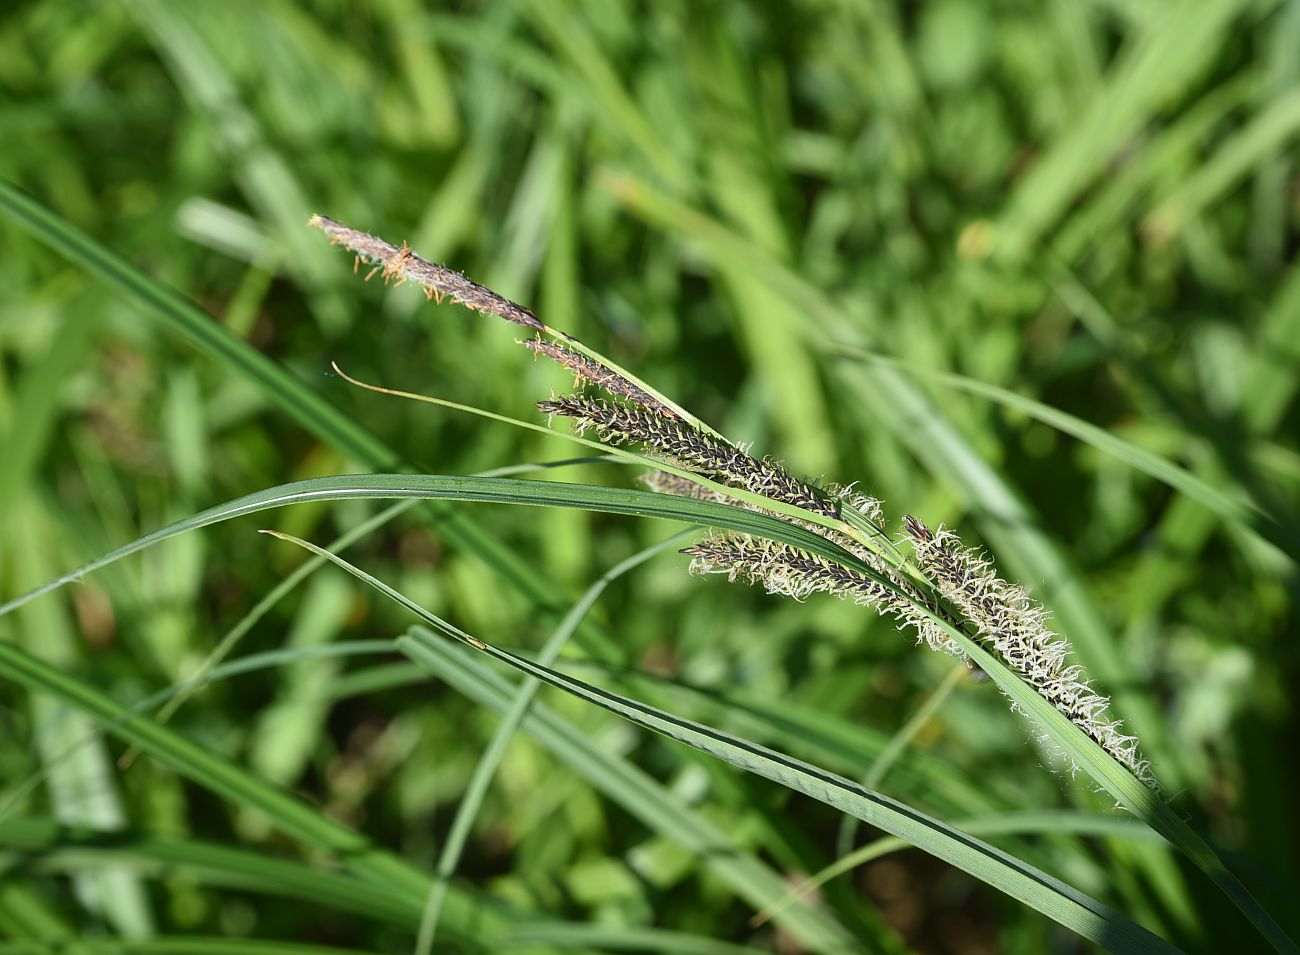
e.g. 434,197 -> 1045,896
310,214 -> 1156,792
300,217 -> 1294,954
0,193 -> 1291,952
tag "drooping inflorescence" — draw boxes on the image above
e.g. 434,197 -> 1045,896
684,535 -> 962,656
313,214 -> 1157,793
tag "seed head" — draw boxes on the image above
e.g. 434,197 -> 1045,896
310,217 -> 1156,793
539,394 -> 839,519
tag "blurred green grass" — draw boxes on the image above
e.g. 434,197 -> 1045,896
0,0 -> 1297,952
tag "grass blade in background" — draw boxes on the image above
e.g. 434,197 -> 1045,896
0,942 -> 387,955
0,639 -> 510,950
828,346 -> 1300,561
0,817 -> 422,931
993,0 -> 1253,258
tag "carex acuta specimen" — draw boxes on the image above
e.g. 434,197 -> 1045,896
311,215 -> 1156,790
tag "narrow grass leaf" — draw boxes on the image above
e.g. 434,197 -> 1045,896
263,534 -> 862,954
400,623 -> 1182,953
0,940 -> 384,955
0,818 -> 420,930
0,474 -> 874,620
760,810 -> 1163,929
416,530 -> 694,953
260,531 -> 1180,952
0,641 -> 508,948
1145,89 -> 1300,243
501,923 -> 771,954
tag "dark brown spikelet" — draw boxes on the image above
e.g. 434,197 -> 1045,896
524,337 -> 675,416
309,215 -> 543,330
539,395 -> 838,518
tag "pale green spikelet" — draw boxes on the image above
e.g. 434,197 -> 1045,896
641,470 -> 735,504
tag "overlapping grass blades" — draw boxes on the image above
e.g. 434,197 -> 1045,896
828,347 -> 1300,562
257,527 -> 1179,952
413,530 -> 696,953
5,3 -> 1296,950
2,461 -> 1293,951
0,639 -> 501,949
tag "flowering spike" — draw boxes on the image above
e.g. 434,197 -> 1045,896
538,394 -> 839,519
523,337 -> 675,417
310,218 -> 1158,795
309,215 -> 543,330
684,536 -> 961,656
903,515 -> 1155,788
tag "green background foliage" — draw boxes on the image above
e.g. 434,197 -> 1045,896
0,1 -> 1297,952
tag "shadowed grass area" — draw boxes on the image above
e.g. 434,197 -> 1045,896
0,1 -> 1297,952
